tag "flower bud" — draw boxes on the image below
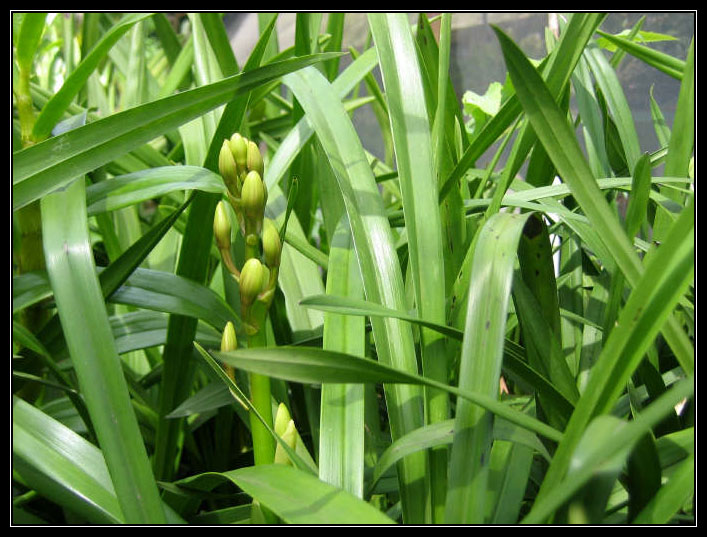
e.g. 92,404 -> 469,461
218,140 -> 240,195
213,201 -> 231,251
241,170 -> 265,222
274,419 -> 297,466
259,264 -> 271,294
229,133 -> 248,175
239,257 -> 265,306
273,402 -> 292,437
262,218 -> 281,269
220,321 -> 237,352
246,140 -> 264,178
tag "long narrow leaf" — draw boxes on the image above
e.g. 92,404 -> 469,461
318,217 -> 366,497
445,211 -> 531,524
282,65 -> 429,523
211,347 -> 563,444
40,178 -> 166,523
13,52 -> 343,211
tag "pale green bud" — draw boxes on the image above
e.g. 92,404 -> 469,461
262,218 -> 281,269
259,264 -> 271,294
240,257 -> 265,305
218,140 -> 240,195
213,201 -> 231,251
246,140 -> 264,178
220,321 -> 238,352
273,402 -> 292,437
274,419 -> 297,466
229,133 -> 248,174
241,170 -> 265,222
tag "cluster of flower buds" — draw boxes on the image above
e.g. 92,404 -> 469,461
218,133 -> 267,236
215,133 -> 282,338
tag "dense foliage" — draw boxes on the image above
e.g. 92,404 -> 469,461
12,12 -> 694,525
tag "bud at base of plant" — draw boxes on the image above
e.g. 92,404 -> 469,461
274,419 -> 297,466
274,402 -> 292,436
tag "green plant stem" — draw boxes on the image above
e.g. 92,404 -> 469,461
246,329 -> 275,467
243,226 -> 274,467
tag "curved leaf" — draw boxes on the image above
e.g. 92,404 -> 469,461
41,177 -> 166,523
13,52 -> 343,211
86,166 -> 224,215
176,465 -> 396,525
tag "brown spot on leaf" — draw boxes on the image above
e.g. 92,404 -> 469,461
522,214 -> 543,239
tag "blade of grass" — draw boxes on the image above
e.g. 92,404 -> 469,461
13,395 -> 185,524
13,396 -> 125,524
529,194 -> 694,519
85,166 -> 224,215
595,30 -> 685,80
40,177 -> 166,523
369,13 -> 447,522
30,195 -> 193,359
299,293 -> 575,418
369,416 -> 551,497
263,47 -> 378,193
497,23 -> 695,511
32,13 -> 153,141
210,346 -> 563,444
522,377 -> 693,524
318,217 -> 366,498
282,65 -> 429,524
652,38 -> 694,243
584,42 -> 641,174
445,211 -> 532,524
632,453 -> 694,524
13,52 -> 343,211
493,25 -> 693,376
182,464 -> 396,525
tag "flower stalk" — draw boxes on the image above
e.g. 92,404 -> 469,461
215,133 -> 283,468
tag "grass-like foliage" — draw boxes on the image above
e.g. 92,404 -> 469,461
12,12 -> 694,525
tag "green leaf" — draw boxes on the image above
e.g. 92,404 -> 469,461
86,166 -> 224,215
183,465 -> 396,524
528,193 -> 693,519
632,453 -> 694,524
13,396 -> 186,524
299,293 -> 574,419
40,178 -> 166,523
282,65 -> 429,523
13,396 -> 125,524
369,416 -> 551,495
596,30 -> 684,79
13,52 -> 343,211
32,14 -> 153,141
318,217 -> 366,498
14,12 -> 47,71
211,346 -> 563,444
494,24 -> 693,378
522,377 -> 693,524
366,21 -> 450,519
653,38 -> 694,242
445,211 -> 531,524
